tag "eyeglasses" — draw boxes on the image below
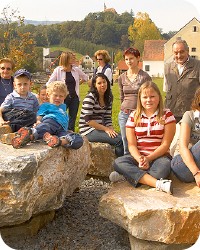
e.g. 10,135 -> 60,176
96,58 -> 103,61
0,67 -> 12,71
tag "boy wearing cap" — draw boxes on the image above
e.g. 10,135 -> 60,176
0,69 -> 39,133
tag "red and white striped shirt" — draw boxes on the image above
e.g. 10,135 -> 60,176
126,109 -> 176,156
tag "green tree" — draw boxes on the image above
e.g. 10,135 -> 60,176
128,12 -> 162,54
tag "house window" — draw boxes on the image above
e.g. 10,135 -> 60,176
191,55 -> 196,59
193,26 -> 197,32
191,48 -> 196,52
145,65 -> 150,71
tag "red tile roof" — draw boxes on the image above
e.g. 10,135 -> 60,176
143,40 -> 167,61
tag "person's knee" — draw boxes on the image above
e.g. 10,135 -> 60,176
150,164 -> 171,179
66,133 -> 83,149
171,167 -> 194,183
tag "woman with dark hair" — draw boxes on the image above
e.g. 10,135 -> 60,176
118,47 -> 151,155
46,51 -> 88,131
79,73 -> 123,157
171,87 -> 200,187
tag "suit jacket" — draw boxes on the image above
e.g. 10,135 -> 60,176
164,57 -> 200,118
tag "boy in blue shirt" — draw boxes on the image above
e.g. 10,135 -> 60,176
11,81 -> 83,149
0,68 -> 39,132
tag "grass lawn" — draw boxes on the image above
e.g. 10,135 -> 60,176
75,77 -> 164,132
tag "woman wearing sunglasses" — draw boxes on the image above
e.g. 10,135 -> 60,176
0,58 -> 15,105
92,50 -> 113,87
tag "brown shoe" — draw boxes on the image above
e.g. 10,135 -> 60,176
12,127 -> 32,149
0,132 -> 17,145
0,124 -> 12,135
43,132 -> 61,147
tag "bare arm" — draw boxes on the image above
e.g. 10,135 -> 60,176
146,122 -> 176,162
87,120 -> 118,138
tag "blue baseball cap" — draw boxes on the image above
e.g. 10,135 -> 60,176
14,69 -> 31,80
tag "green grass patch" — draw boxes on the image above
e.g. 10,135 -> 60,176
49,46 -> 83,60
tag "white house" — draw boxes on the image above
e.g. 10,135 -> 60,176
142,40 -> 167,78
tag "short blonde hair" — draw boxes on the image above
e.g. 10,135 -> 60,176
47,81 -> 68,98
0,57 -> 15,70
94,50 -> 111,63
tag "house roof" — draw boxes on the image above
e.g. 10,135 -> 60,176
143,40 -> 167,61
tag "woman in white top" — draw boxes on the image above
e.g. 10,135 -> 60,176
46,51 -> 88,131
91,50 -> 113,86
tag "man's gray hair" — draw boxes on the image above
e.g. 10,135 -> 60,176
172,39 -> 189,51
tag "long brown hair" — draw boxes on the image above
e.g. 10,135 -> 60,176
134,81 -> 164,125
191,87 -> 200,111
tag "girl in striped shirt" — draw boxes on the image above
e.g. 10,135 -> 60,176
110,81 -> 176,194
79,73 -> 123,157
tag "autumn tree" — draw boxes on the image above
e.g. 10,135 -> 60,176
0,6 -> 38,71
128,12 -> 162,55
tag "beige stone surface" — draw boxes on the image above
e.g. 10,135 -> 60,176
88,142 -> 115,177
1,211 -> 55,238
128,234 -> 192,250
0,137 -> 91,227
99,178 -> 200,244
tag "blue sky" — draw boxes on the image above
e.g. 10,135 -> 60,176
0,0 -> 199,32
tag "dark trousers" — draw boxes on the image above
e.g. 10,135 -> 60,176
2,108 -> 36,132
65,95 -> 79,131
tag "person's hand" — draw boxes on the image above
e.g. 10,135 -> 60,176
105,127 -> 118,138
33,120 -> 41,128
138,155 -> 150,170
0,119 -> 10,126
194,173 -> 200,187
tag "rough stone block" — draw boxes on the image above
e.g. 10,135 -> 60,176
88,142 -> 116,177
99,176 -> 200,246
0,137 -> 91,227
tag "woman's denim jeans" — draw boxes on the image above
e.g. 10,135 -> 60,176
114,154 -> 171,187
118,110 -> 129,155
86,129 -> 124,157
171,140 -> 200,182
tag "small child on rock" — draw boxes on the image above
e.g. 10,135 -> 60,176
11,81 -> 83,149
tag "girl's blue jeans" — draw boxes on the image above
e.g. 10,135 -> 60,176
171,140 -> 200,182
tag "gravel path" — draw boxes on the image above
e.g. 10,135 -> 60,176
3,177 -> 130,250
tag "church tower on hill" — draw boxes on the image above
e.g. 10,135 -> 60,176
103,2 -> 117,14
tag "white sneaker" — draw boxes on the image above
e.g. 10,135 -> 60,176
109,171 -> 125,182
156,178 -> 173,194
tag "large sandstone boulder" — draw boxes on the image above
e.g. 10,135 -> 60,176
0,137 -> 91,227
99,177 -> 200,247
88,142 -> 115,177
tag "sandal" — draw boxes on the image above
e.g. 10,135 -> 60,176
11,127 -> 32,149
43,132 -> 61,148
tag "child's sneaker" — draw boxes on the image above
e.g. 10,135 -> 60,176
43,132 -> 61,148
156,178 -> 173,194
0,132 -> 17,145
109,171 -> 125,182
0,124 -> 12,135
11,127 -> 32,149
